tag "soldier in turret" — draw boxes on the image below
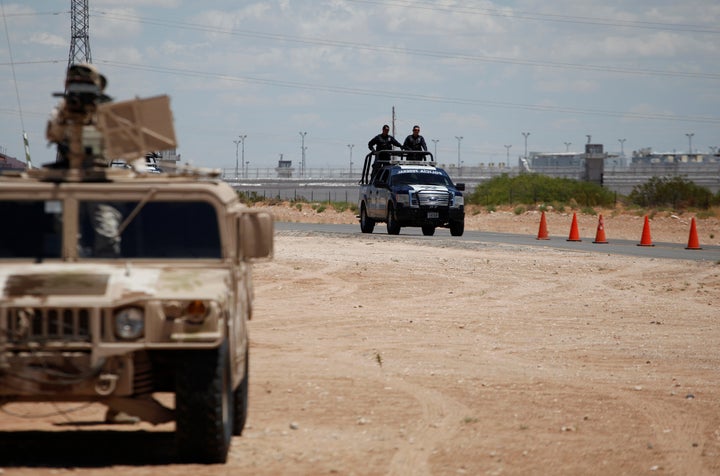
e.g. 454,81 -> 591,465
45,63 -> 111,169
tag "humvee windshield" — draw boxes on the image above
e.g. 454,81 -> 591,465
0,200 -> 221,259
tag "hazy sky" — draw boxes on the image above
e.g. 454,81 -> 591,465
1,0 -> 718,172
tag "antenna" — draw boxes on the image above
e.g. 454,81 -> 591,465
68,0 -> 92,67
1,0 -> 32,168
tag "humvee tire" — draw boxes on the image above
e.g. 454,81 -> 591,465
175,339 -> 233,463
233,350 -> 249,436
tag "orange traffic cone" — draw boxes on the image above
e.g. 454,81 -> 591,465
567,212 -> 581,242
536,211 -> 549,240
686,217 -> 702,250
637,215 -> 654,247
593,214 -> 608,244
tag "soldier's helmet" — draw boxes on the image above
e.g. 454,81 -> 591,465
65,63 -> 107,92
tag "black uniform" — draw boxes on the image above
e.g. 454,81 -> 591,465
368,132 -> 402,179
403,134 -> 427,152
368,133 -> 402,152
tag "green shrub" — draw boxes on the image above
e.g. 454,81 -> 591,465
332,201 -> 354,213
514,205 -> 525,215
466,173 -> 616,208
628,176 -> 715,209
236,190 -> 266,204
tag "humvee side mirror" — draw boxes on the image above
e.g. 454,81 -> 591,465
238,210 -> 274,261
456,183 -> 465,191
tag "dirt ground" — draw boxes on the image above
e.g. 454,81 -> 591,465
2,204 -> 719,475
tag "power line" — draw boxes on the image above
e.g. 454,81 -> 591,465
347,0 -> 720,34
0,10 -> 68,18
90,10 -> 720,81
97,60 -> 720,125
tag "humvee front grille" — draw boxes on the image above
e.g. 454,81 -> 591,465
417,191 -> 450,207
3,307 -> 92,345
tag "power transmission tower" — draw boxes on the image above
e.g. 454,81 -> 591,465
68,0 -> 91,67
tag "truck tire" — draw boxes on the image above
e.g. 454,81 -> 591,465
176,338 -> 233,464
386,203 -> 401,235
360,204 -> 375,233
233,349 -> 249,436
421,225 -> 435,236
450,220 -> 464,237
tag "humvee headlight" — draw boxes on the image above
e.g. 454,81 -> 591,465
185,299 -> 209,324
114,307 -> 145,340
453,194 -> 464,207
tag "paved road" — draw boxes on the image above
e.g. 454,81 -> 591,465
275,221 -> 720,262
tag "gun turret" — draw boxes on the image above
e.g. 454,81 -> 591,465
43,64 -> 176,181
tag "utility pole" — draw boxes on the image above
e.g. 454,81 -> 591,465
455,136 -> 463,170
347,144 -> 354,175
618,138 -> 626,157
586,134 -> 592,144
521,132 -> 530,158
431,139 -> 439,159
504,144 -> 511,162
68,0 -> 91,67
299,131 -> 307,177
564,142 -> 572,152
392,106 -> 396,137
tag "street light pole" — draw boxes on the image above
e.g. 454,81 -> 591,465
564,142 -> 571,152
239,134 -> 247,178
454,136 -> 463,170
233,139 -> 240,180
431,139 -> 439,159
299,131 -> 307,177
347,144 -> 354,175
618,138 -> 626,157
686,132 -> 694,154
521,132 -> 530,158
504,144 -> 511,163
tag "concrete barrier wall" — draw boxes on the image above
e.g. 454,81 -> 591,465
228,163 -> 720,201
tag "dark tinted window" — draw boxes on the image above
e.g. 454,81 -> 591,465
79,201 -> 221,259
0,201 -> 62,259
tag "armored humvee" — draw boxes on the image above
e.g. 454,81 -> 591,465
0,64 -> 273,464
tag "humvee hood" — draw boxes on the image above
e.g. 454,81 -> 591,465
0,264 -> 230,302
